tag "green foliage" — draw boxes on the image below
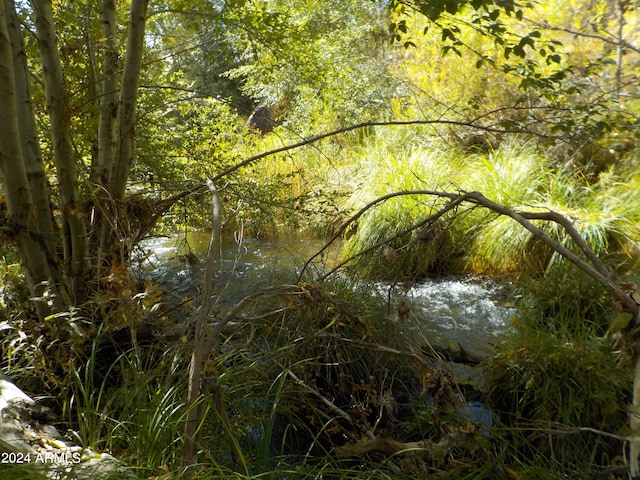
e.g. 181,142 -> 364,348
515,266 -> 615,336
338,135 -> 467,279
483,329 -> 629,475
389,0 -> 640,165
221,0 -> 398,132
4,0 -> 640,477
338,138 -> 640,280
61,339 -> 191,475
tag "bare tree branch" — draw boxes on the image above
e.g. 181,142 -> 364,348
302,188 -> 638,317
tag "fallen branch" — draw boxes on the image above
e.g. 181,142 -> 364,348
305,188 -> 640,476
285,368 -> 375,439
335,432 -> 466,459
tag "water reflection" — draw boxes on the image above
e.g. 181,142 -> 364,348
140,231 -> 339,270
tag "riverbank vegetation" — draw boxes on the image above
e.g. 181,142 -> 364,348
1,0 -> 639,478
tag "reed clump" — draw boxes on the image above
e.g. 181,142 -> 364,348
336,139 -> 640,281
482,327 -> 629,476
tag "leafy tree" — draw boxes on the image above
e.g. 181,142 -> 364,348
0,0 -> 150,319
390,0 -> 640,169
217,0 -> 400,132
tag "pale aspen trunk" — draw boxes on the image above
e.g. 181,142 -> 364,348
631,361 -> 640,478
630,334 -> 640,479
93,0 -> 120,265
110,0 -> 148,201
4,0 -> 68,304
93,0 -> 119,186
182,180 -> 249,474
30,0 -> 89,289
182,180 -> 221,470
615,0 -> 625,99
0,1 -> 60,318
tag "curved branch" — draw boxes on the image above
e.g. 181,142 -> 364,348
299,189 -> 471,281
304,189 -> 638,318
151,117 -> 562,218
460,191 -> 637,315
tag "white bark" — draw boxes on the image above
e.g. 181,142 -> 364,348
110,0 -> 148,201
5,0 -> 67,303
630,351 -> 640,479
30,0 -> 89,284
182,179 -> 222,469
0,0 -> 60,318
94,0 -> 119,186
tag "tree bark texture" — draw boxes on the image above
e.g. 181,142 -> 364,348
4,0 -> 67,301
110,0 -> 148,202
0,0 -> 65,318
92,0 -> 120,265
93,0 -> 119,188
30,0 -> 89,292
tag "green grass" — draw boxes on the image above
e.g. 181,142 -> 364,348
0,254 -> 632,479
3,131 -> 639,478
482,326 -> 629,476
326,138 -> 640,279
336,136 -> 469,278
54,331 -> 193,477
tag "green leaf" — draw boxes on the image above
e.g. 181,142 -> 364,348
442,28 -> 456,41
610,312 -> 634,330
513,44 -> 525,58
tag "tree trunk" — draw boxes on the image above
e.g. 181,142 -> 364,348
91,0 -> 120,267
89,0 -> 148,267
5,0 -> 68,303
0,0 -> 64,318
30,0 -> 89,298
182,180 -> 222,470
93,0 -> 119,187
110,0 -> 148,202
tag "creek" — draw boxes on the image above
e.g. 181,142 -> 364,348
139,232 -> 513,453
139,231 -> 515,357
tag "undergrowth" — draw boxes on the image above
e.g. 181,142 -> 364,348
2,137 -> 638,479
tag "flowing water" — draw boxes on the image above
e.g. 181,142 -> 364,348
381,277 -> 514,357
138,232 -> 340,307
139,232 -> 514,354
139,232 -> 511,432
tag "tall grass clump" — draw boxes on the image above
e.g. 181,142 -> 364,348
482,327 -> 629,477
61,337 -> 192,476
458,144 -> 640,278
218,277 -> 405,461
462,143 -> 561,275
203,276 -> 489,477
339,136 -> 470,279
516,266 -> 616,336
526,164 -> 640,277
